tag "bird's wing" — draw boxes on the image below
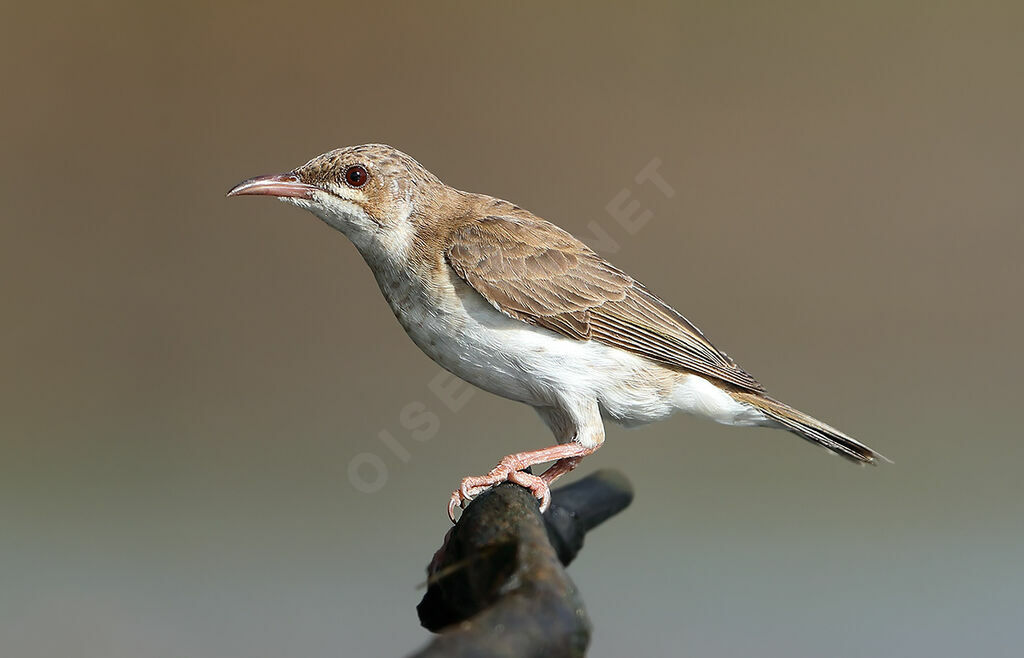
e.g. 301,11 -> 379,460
446,215 -> 765,392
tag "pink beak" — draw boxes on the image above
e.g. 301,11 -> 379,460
226,173 -> 317,199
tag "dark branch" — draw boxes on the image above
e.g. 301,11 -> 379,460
408,470 -> 633,658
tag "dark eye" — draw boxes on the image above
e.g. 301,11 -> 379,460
345,164 -> 368,188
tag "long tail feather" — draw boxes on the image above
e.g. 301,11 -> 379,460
735,393 -> 888,464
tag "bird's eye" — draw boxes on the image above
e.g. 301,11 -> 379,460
345,164 -> 369,188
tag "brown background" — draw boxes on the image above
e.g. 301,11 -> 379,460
3,2 -> 1022,656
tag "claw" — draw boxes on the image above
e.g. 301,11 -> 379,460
538,486 -> 551,513
447,490 -> 463,523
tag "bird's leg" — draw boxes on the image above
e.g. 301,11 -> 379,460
540,456 -> 584,485
448,443 -> 597,522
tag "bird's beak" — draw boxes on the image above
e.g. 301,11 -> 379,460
226,173 -> 317,199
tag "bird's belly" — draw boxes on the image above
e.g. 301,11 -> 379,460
390,278 -> 684,423
399,303 -> 565,408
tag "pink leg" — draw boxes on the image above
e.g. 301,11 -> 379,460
540,456 -> 584,485
448,443 -> 598,522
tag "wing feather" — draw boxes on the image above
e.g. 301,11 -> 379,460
446,215 -> 764,392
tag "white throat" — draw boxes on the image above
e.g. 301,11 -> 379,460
282,190 -> 415,269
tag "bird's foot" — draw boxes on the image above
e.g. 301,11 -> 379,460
447,456 -> 551,522
445,443 -> 597,522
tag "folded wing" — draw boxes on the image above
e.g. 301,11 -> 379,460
446,215 -> 765,393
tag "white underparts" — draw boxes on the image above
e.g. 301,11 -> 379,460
374,265 -> 769,443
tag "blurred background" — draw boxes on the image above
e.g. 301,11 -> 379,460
2,2 -> 1022,656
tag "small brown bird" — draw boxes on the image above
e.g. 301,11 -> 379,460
228,144 -> 885,521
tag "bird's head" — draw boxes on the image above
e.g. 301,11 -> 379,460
228,144 -> 445,258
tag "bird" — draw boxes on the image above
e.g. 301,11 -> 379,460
228,144 -> 886,521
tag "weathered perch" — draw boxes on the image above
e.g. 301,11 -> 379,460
409,470 -> 634,658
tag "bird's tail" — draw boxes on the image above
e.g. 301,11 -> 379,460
734,393 -> 888,464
